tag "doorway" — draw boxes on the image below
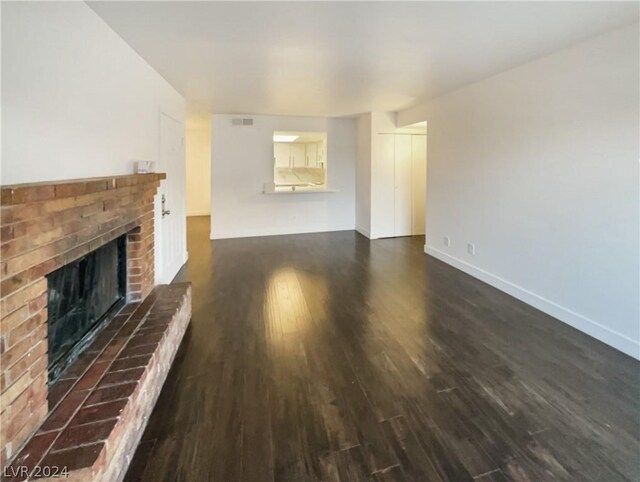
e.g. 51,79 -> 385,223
185,115 -> 212,224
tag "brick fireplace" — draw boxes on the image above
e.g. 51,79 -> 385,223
0,174 -> 191,480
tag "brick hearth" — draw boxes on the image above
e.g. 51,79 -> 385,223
4,284 -> 191,481
0,173 -> 190,479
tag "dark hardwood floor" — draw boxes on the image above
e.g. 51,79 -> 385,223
125,216 -> 639,482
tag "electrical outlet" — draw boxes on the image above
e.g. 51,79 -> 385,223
467,243 -> 475,255
443,236 -> 451,247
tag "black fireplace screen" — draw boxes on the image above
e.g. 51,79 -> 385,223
47,236 -> 126,381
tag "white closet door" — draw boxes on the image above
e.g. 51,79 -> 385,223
394,135 -> 413,237
290,143 -> 306,167
411,135 -> 427,235
274,143 -> 290,167
377,134 -> 396,238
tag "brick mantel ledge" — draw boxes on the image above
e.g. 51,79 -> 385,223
1,173 -> 166,206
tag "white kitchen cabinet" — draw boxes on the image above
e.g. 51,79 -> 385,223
274,141 -> 326,168
290,143 -> 306,167
317,140 -> 327,168
306,143 -> 318,167
274,142 -> 290,167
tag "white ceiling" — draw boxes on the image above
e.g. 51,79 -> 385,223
89,1 -> 639,119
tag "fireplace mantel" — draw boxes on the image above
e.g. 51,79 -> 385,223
1,173 -> 165,206
0,173 -> 166,469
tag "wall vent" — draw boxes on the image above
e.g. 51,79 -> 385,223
231,118 -> 254,126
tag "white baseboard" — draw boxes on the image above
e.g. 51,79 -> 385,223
424,245 -> 640,360
355,226 -> 371,239
210,226 -> 355,240
187,210 -> 210,217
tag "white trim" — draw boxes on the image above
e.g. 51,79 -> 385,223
356,226 -> 371,239
424,245 -> 640,360
187,210 -> 210,216
157,264 -> 183,285
210,226 -> 355,240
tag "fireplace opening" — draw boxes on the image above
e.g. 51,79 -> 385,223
47,235 -> 127,382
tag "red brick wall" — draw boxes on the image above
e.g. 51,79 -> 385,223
0,173 -> 165,467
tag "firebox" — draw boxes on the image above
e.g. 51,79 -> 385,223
46,235 -> 127,382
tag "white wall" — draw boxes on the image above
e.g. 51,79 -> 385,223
398,24 -> 640,359
2,2 -> 187,283
186,116 -> 212,216
211,114 -> 356,239
370,113 -> 395,239
1,2 -> 185,184
356,114 -> 372,237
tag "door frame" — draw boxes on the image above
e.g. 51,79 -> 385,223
374,132 -> 427,239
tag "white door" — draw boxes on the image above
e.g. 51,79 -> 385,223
306,143 -> 318,167
411,135 -> 427,235
394,135 -> 413,236
290,143 -> 306,167
156,112 -> 186,284
274,143 -> 290,167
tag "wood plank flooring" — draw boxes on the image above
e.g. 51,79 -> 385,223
125,216 -> 640,482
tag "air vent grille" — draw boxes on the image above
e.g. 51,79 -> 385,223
231,118 -> 254,126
